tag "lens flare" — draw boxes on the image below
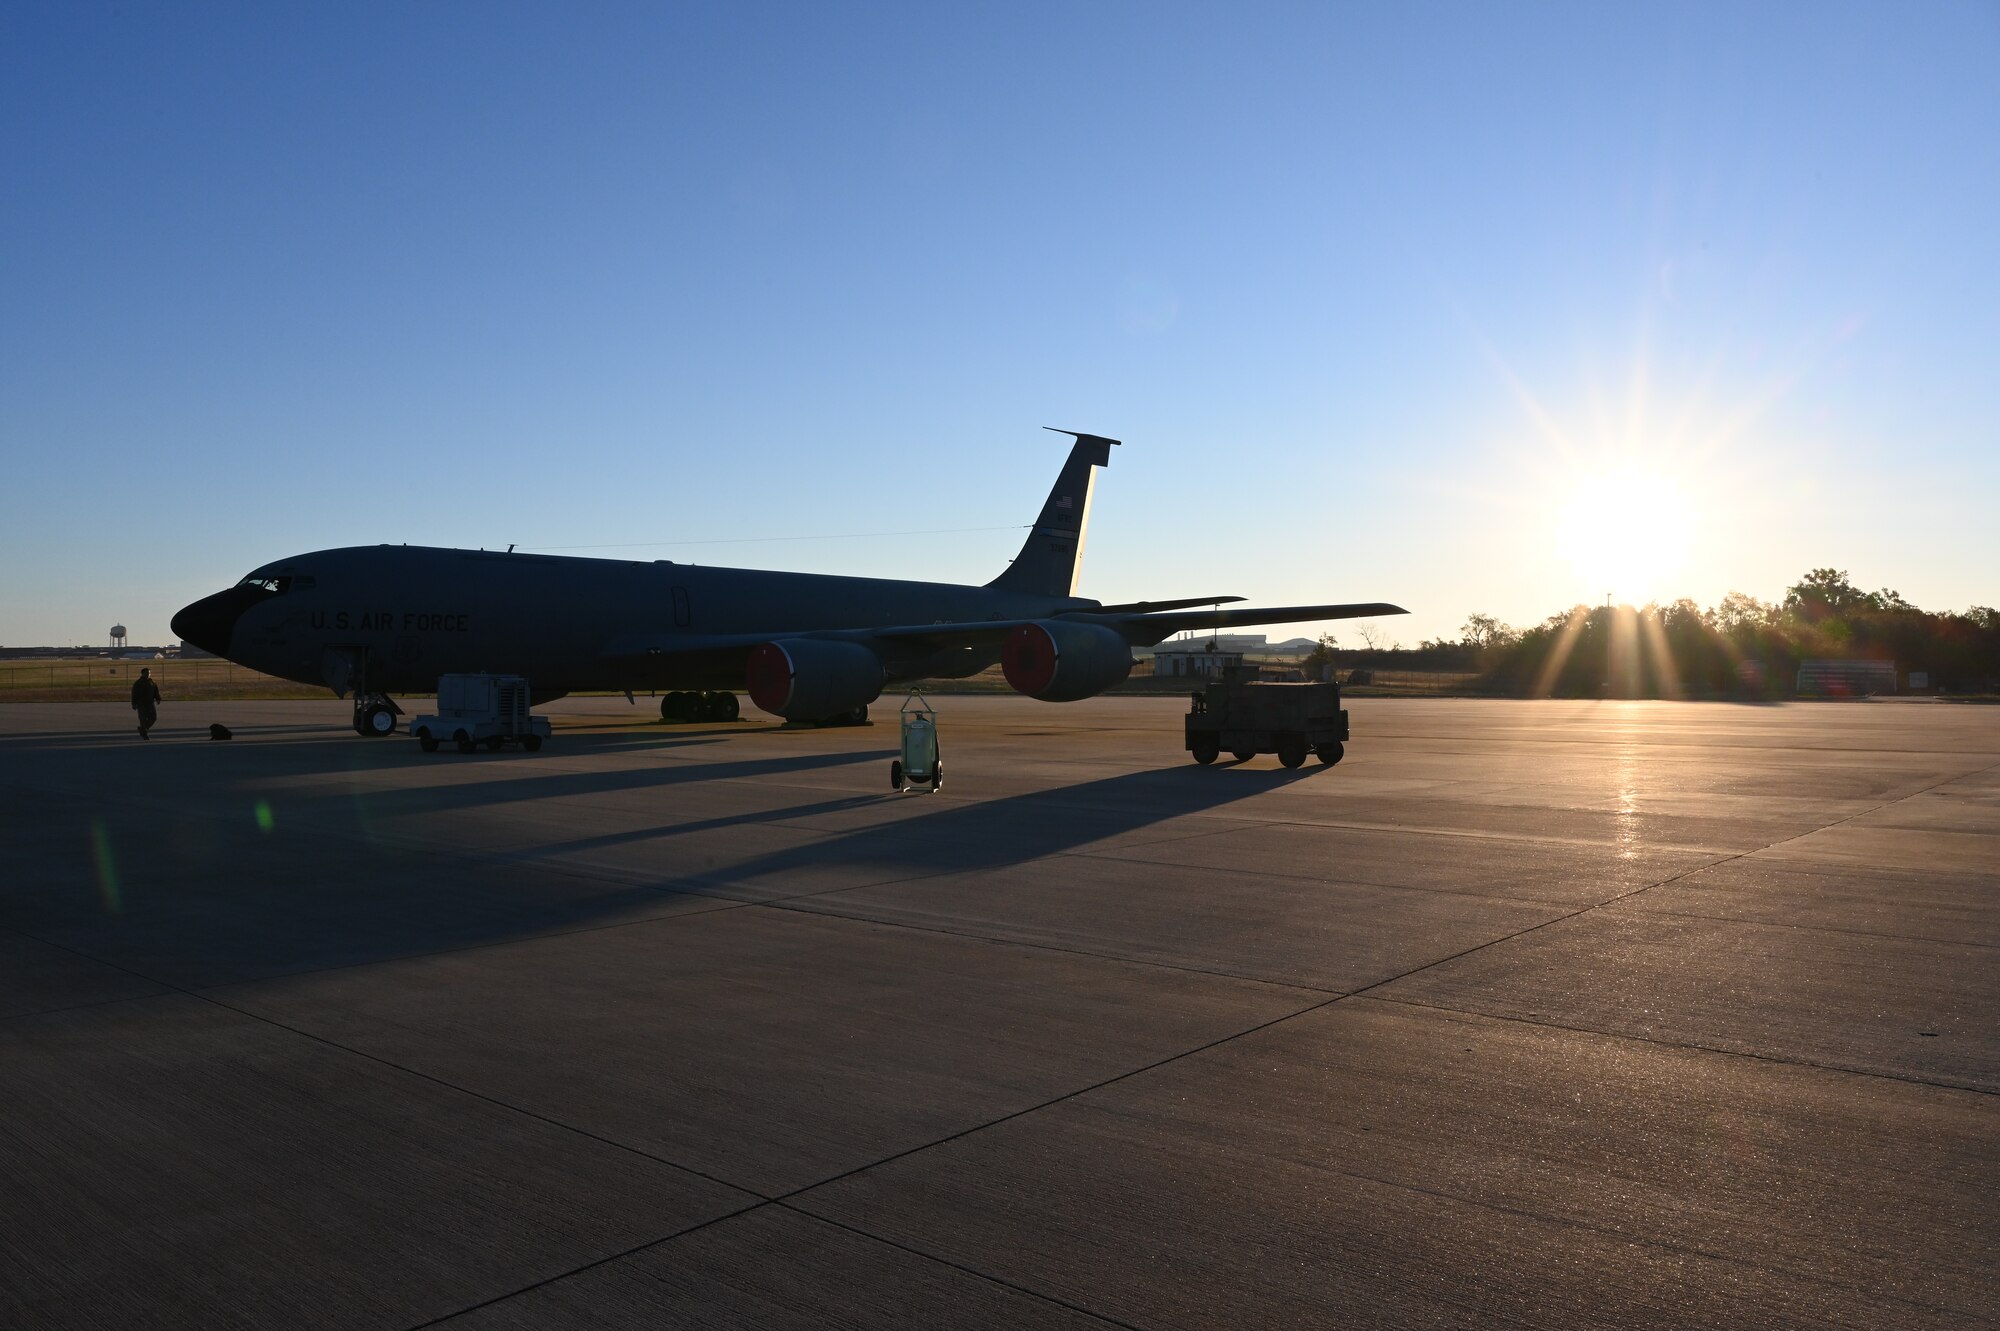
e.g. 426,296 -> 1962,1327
90,818 -> 122,912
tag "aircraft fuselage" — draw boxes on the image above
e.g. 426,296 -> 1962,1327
175,544 -> 1090,697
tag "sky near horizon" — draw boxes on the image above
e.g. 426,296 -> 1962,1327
3,2 -> 1995,648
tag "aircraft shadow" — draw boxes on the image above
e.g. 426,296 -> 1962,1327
526,761 -> 1328,896
1,735 -> 1321,993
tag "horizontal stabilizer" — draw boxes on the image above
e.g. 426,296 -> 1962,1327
1074,596 -> 1246,615
1102,601 -> 1409,648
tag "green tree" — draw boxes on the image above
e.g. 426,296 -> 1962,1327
1784,569 -> 1872,621
1301,632 -> 1339,678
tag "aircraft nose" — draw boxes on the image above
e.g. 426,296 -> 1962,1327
172,588 -> 254,658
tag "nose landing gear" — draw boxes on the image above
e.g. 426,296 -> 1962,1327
352,695 -> 401,737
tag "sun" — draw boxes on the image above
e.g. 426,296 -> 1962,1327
1555,465 -> 1697,604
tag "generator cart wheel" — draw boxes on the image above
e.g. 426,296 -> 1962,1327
1191,738 -> 1220,765
522,734 -> 542,752
1316,742 -> 1345,766
417,729 -> 439,753
1276,734 -> 1308,769
890,760 -> 903,790
1231,749 -> 1257,763
454,730 -> 475,754
930,761 -> 942,791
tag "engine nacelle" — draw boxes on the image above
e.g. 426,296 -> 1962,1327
746,639 -> 885,720
1001,620 -> 1133,701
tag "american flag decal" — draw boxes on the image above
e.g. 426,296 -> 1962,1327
1057,495 -> 1073,510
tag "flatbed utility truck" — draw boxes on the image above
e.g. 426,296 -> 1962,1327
409,674 -> 551,754
1185,670 -> 1348,768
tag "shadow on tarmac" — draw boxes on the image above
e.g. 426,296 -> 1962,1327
0,719 -> 1322,986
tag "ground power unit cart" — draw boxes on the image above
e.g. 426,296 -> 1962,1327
410,674 -> 551,754
1185,672 -> 1348,768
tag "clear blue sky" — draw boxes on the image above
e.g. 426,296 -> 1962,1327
4,1 -> 1995,648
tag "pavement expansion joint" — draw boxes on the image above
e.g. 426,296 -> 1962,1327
1369,993 -> 2000,1098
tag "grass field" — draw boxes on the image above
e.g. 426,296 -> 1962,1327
0,657 -> 330,702
0,655 -> 1487,704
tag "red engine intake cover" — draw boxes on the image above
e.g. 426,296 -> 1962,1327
1001,623 -> 1059,696
745,641 -> 796,713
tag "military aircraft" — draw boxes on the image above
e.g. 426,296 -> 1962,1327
172,430 -> 1406,735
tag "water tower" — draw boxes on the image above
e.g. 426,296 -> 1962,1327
110,624 -> 127,650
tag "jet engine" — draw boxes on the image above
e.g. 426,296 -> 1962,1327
746,639 -> 885,721
1001,621 -> 1133,701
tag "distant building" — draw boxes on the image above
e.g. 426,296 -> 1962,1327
1152,644 -> 1246,677
1796,659 -> 1897,697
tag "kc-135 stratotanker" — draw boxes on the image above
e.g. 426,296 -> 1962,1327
172,431 -> 1408,736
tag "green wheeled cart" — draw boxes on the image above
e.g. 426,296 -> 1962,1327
891,693 -> 942,792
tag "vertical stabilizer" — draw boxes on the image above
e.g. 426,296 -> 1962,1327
986,429 -> 1119,597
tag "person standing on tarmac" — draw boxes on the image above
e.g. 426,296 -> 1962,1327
131,666 -> 161,739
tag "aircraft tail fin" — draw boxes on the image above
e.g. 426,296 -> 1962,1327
986,428 -> 1119,598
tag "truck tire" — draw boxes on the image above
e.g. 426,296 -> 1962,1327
454,730 -> 475,754
1231,749 -> 1257,763
1316,742 -> 1345,766
522,734 -> 542,752
1277,734 -> 1308,768
417,728 -> 438,753
1191,738 -> 1220,764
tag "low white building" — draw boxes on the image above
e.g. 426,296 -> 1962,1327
1152,644 -> 1246,677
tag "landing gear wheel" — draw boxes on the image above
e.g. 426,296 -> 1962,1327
661,691 -> 696,723
1191,738 -> 1219,765
847,704 -> 870,726
690,693 -> 715,722
454,730 -> 475,754
417,728 -> 439,753
1316,742 -> 1345,766
522,734 -> 542,752
1276,734 -> 1308,769
890,760 -> 904,791
1231,750 -> 1257,763
711,691 -> 740,722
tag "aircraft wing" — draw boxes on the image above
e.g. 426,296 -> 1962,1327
602,601 -> 1406,664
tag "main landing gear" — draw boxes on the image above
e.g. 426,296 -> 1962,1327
352,694 -> 402,737
659,690 -> 742,723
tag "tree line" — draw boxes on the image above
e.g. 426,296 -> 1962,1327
1320,570 -> 1999,697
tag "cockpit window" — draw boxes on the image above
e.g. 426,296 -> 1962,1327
238,575 -> 292,595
